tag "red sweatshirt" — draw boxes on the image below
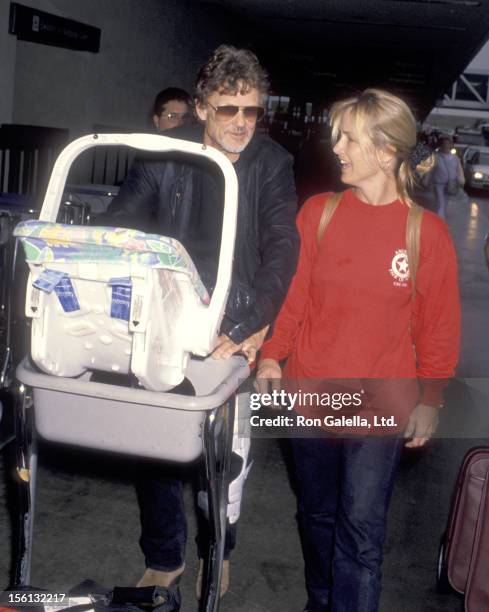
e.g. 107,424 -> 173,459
261,189 -> 460,422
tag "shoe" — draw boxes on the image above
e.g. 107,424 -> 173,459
134,565 -> 184,611
137,563 -> 185,588
196,558 -> 229,599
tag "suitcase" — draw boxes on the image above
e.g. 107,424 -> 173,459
465,469 -> 489,611
437,447 -> 489,611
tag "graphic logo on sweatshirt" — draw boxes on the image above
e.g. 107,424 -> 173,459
389,249 -> 410,286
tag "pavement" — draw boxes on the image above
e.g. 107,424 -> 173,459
1,187 -> 489,611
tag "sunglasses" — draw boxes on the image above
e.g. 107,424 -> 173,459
207,102 -> 265,122
161,112 -> 192,121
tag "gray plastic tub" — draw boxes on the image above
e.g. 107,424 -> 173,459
17,355 -> 249,462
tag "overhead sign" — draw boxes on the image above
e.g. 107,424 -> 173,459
9,2 -> 101,53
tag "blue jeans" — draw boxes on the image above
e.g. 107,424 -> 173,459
136,463 -> 237,571
291,435 -> 403,612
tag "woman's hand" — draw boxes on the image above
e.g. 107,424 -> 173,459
404,403 -> 440,448
254,358 -> 282,395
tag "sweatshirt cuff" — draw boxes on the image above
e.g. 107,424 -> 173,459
419,378 -> 448,407
259,339 -> 287,363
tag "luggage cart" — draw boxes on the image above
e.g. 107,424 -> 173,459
11,134 -> 248,612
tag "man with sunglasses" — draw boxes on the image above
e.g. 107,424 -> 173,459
105,45 -> 299,605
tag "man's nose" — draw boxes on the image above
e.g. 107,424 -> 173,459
233,110 -> 246,127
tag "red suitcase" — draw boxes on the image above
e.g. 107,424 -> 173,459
437,447 -> 489,611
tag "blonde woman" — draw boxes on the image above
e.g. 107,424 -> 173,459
256,89 -> 460,612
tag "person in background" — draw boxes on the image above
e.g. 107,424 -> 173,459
432,136 -> 465,219
152,87 -> 193,131
256,88 -> 460,612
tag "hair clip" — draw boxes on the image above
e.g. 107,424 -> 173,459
410,141 -> 432,170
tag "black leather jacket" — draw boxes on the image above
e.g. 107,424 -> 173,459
104,124 -> 299,344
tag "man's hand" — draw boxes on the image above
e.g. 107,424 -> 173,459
404,403 -> 440,448
254,358 -> 282,395
211,334 -> 243,360
211,326 -> 269,363
241,326 -> 269,364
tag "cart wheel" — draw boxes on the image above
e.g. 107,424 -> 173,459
436,534 -> 451,593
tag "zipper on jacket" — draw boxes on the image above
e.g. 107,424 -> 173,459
172,179 -> 183,220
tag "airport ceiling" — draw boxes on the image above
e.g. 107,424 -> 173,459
192,0 -> 489,118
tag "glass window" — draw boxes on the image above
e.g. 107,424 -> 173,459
477,152 -> 489,165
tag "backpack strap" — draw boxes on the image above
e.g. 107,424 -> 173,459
316,192 -> 343,247
406,203 -> 423,297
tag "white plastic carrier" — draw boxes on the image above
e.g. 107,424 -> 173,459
14,134 -> 239,391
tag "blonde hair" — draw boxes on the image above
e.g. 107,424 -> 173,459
329,88 -> 434,206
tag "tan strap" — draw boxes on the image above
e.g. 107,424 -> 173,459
406,203 -> 423,297
316,192 -> 343,247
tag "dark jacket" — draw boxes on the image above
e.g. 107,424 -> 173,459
103,124 -> 299,344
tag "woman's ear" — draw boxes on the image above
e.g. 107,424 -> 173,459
377,145 -> 397,171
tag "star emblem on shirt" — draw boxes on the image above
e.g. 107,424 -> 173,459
390,249 -> 410,282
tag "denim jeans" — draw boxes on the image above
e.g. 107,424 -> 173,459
135,385 -> 251,571
291,435 -> 404,612
136,463 -> 237,571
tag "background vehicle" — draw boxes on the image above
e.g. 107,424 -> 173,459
463,146 -> 489,190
